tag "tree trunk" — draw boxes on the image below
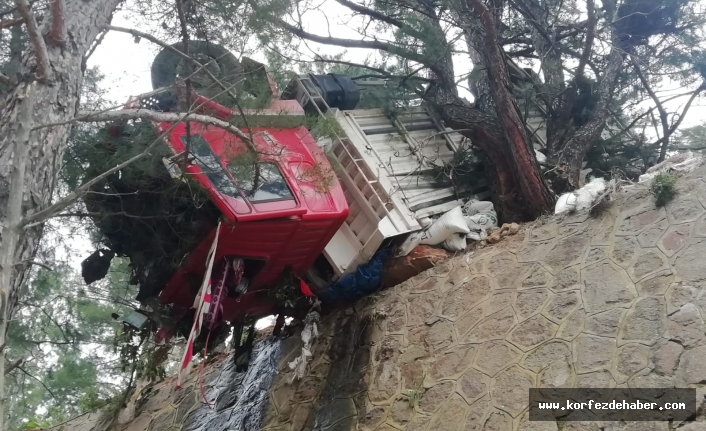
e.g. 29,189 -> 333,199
557,39 -> 627,189
425,84 -> 540,220
0,0 -> 122,426
465,0 -> 554,218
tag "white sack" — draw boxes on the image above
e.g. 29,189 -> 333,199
418,217 -> 433,228
555,192 -> 578,214
419,206 -> 470,246
463,200 -> 495,216
462,200 -> 497,241
396,232 -> 423,257
554,177 -> 607,215
465,212 -> 498,241
443,233 -> 467,252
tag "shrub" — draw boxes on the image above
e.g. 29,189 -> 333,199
649,172 -> 678,206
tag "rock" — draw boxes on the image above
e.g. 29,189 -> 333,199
475,341 -> 522,376
515,289 -> 550,320
677,345 -> 706,385
575,334 -> 616,373
491,365 -> 534,417
523,341 -> 572,373
508,315 -> 557,349
382,245 -> 449,288
419,381 -> 455,413
484,410 -> 512,430
585,309 -> 624,336
616,344 -> 649,378
674,239 -> 706,283
429,344 -> 476,380
499,222 -> 520,237
369,361 -> 401,402
651,340 -> 683,375
622,297 -> 666,344
582,262 -> 636,314
459,368 -> 489,403
487,230 -> 502,244
465,307 -> 516,343
427,395 -> 469,431
389,399 -> 412,426
666,303 -> 704,347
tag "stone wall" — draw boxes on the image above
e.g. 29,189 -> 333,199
52,165 -> 706,431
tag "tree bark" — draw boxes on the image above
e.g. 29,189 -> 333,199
0,82 -> 35,430
0,1 -> 123,417
465,0 -> 554,217
425,84 -> 537,220
557,32 -> 626,188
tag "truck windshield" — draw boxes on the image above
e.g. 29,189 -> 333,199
181,134 -> 294,204
228,161 -> 294,203
181,135 -> 241,198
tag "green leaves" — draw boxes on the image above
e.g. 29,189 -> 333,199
5,260 -> 138,429
650,172 -> 678,206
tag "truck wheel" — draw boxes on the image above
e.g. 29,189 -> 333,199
150,41 -> 241,107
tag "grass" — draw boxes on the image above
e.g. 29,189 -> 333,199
649,172 -> 678,207
402,374 -> 426,408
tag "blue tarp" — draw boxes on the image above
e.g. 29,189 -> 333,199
317,249 -> 392,303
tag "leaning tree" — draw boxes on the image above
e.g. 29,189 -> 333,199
244,0 -> 706,218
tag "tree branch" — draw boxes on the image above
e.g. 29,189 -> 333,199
14,0 -> 52,81
631,55 -> 670,161
574,0 -> 595,81
268,17 -> 431,67
23,105 -> 252,227
0,17 -> 22,28
0,72 -> 15,87
18,301 -> 70,343
18,366 -> 57,400
312,55 -> 391,77
174,0 -> 193,161
4,358 -> 23,375
75,109 -> 253,143
105,25 -> 254,124
48,0 -> 65,46
649,84 -> 706,150
334,0 -> 426,40
608,91 -> 699,141
108,25 -> 197,66
14,260 -> 53,271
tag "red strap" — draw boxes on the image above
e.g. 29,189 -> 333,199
299,279 -> 314,297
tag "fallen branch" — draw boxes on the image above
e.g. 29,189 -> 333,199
22,102 -> 242,228
74,109 -> 253,146
14,0 -> 52,81
21,131 -> 163,228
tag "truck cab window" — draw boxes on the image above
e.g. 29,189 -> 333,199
181,135 -> 240,198
228,161 -> 294,203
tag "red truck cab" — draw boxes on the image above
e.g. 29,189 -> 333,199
153,92 -> 348,323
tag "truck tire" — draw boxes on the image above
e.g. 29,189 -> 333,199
150,41 -> 242,109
